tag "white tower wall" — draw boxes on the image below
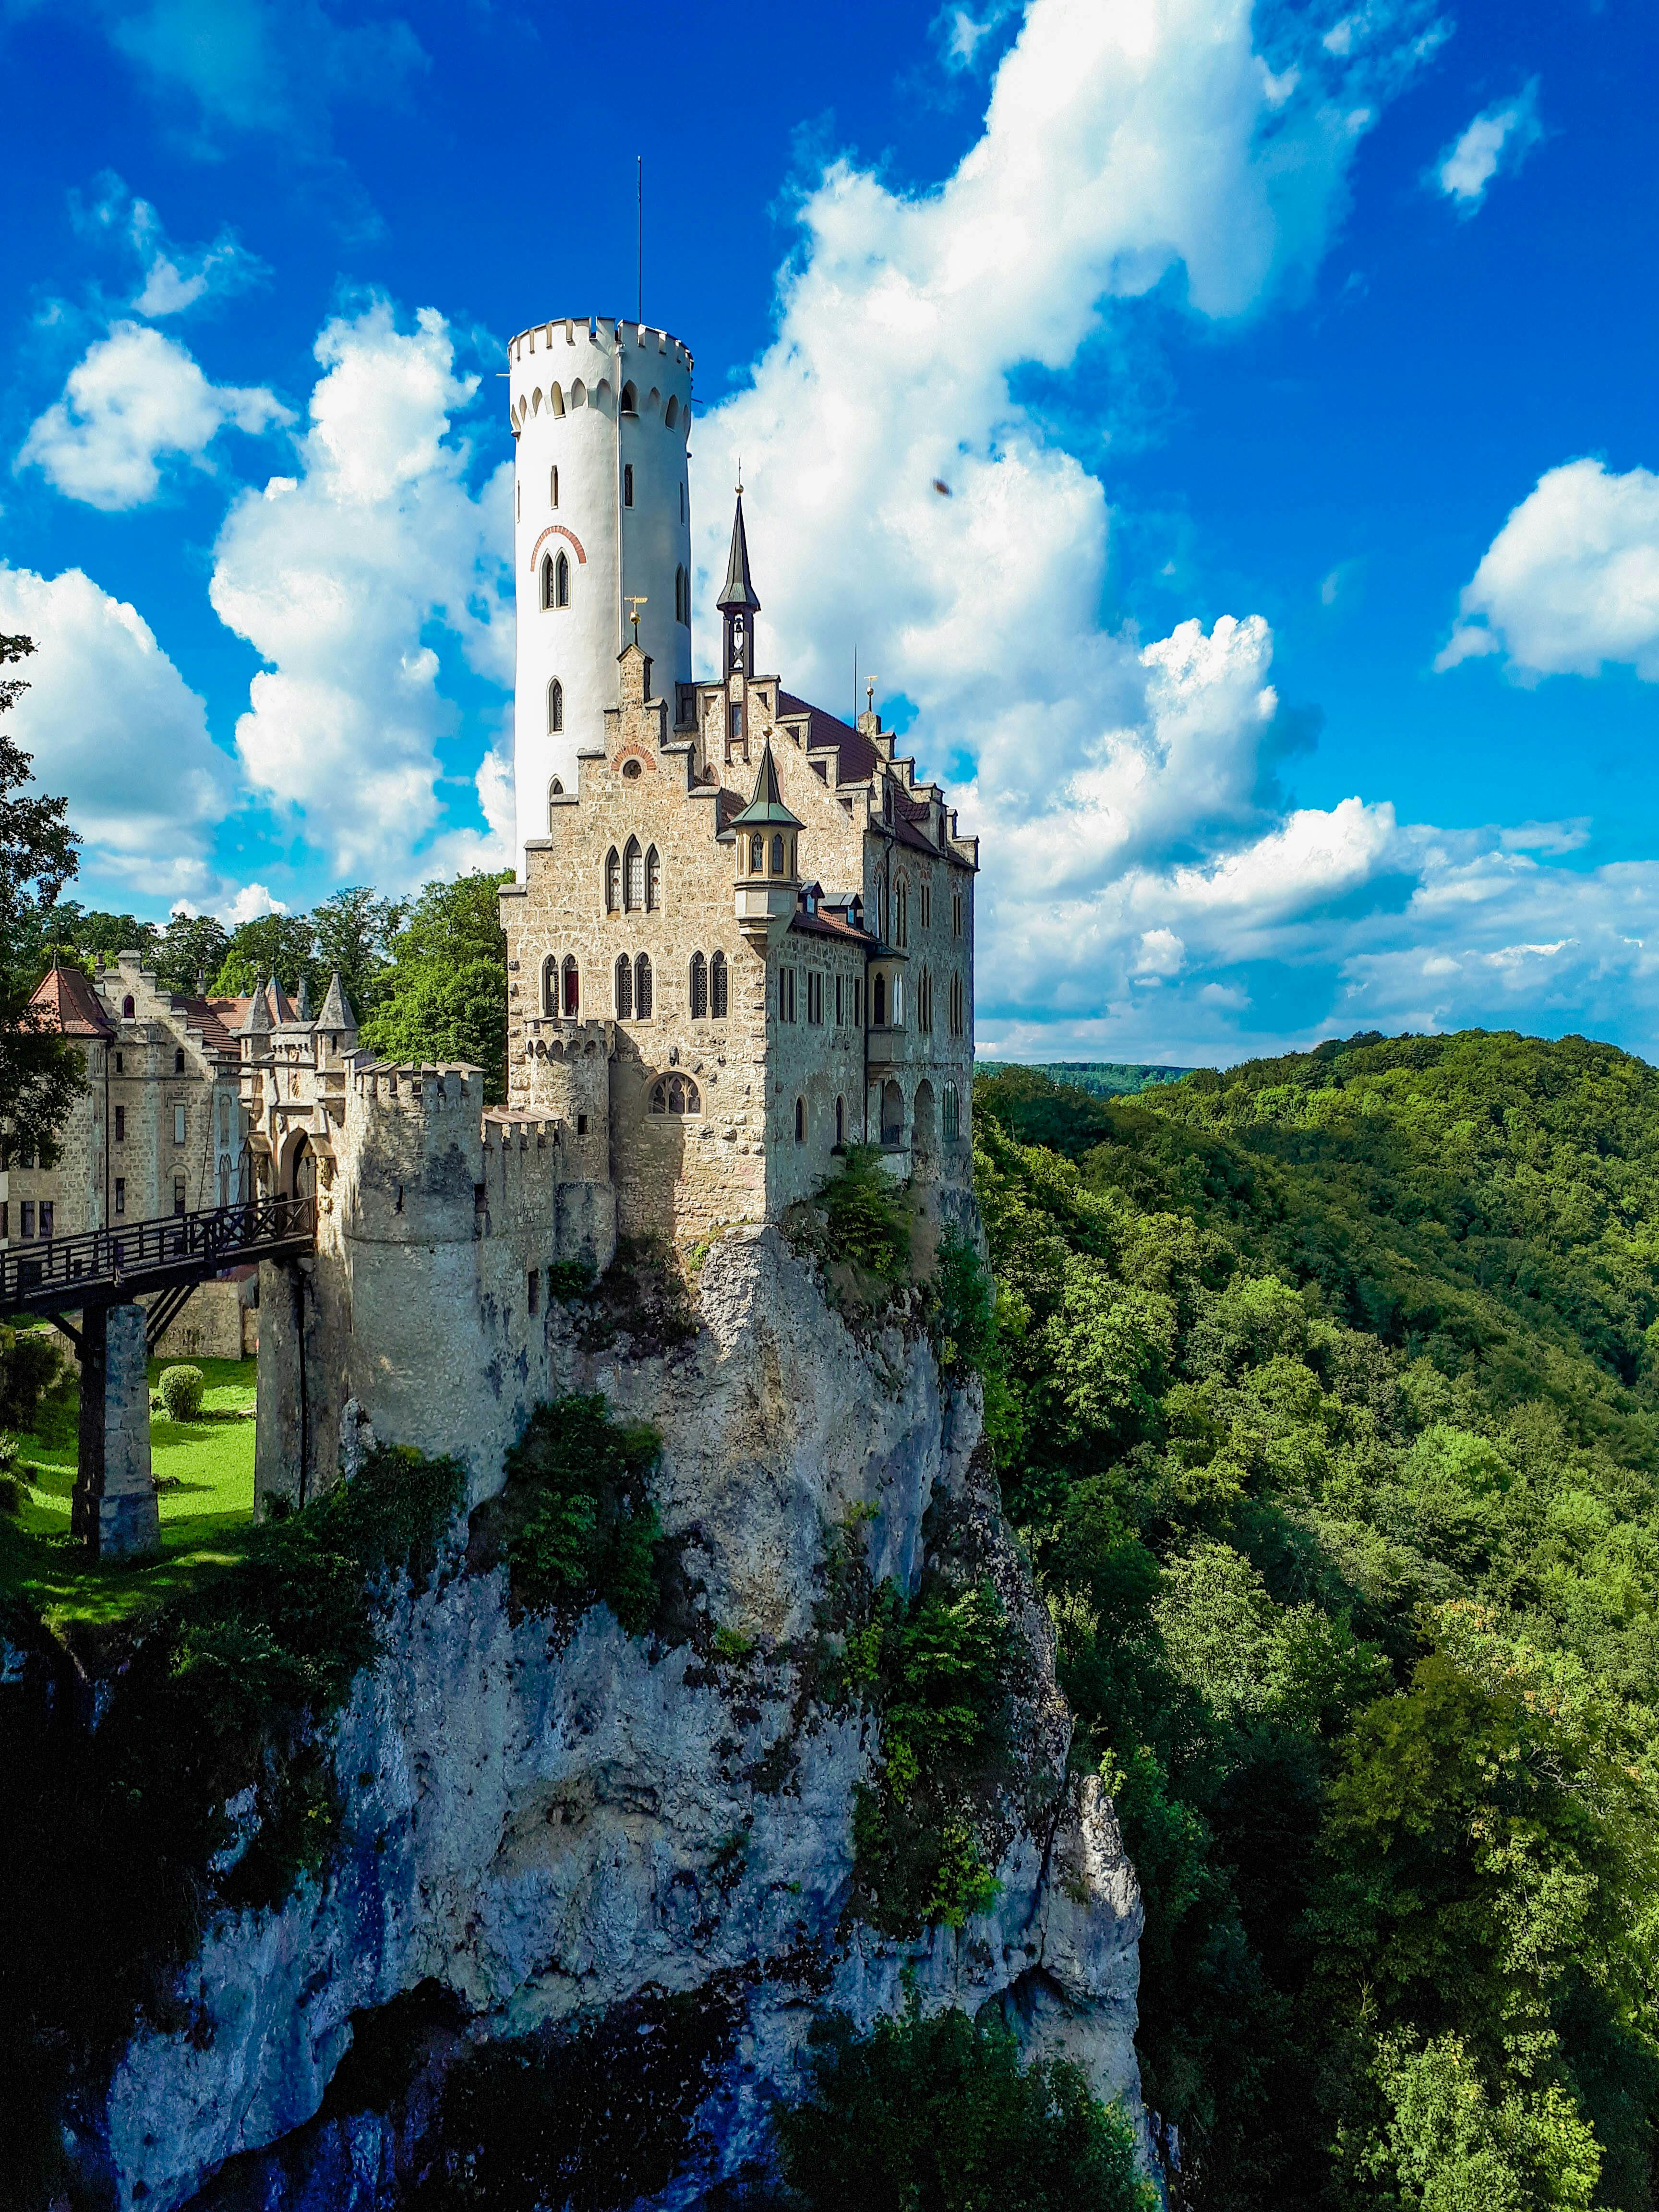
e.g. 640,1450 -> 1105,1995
508,316 -> 693,865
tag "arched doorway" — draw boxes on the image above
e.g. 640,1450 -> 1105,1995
289,1134 -> 317,1223
881,1080 -> 904,1147
913,1079 -> 936,1154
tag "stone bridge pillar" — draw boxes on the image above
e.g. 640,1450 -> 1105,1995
71,1299 -> 160,1560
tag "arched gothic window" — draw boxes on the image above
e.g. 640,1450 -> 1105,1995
895,879 -> 909,947
634,952 -> 652,1018
749,834 -> 764,874
624,837 -> 643,912
689,951 -> 708,1019
649,1074 -> 700,1115
553,551 -> 570,608
614,953 -> 633,1019
550,465 -> 559,507
770,833 -> 784,875
122,994 -> 135,1019
710,949 -> 728,1018
942,1083 -> 960,1142
547,679 -> 563,733
541,553 -> 555,610
949,972 -> 964,1036
605,846 -> 621,912
918,968 -> 933,1034
835,1095 -> 845,1146
174,1047 -> 186,1073
794,1097 -> 805,1143
875,872 -> 889,942
646,844 -> 661,912
562,954 -> 579,1017
620,382 -> 638,416
542,955 -> 559,1013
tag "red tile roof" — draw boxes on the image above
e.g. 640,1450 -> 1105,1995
184,998 -> 248,1056
28,962 -> 114,1036
789,906 -> 876,947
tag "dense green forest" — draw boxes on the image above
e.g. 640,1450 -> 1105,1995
975,1032 -> 1659,2210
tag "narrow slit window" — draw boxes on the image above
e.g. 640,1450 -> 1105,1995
606,846 -> 621,912
710,949 -> 728,1018
624,463 -> 635,507
555,550 -> 570,607
646,844 -> 661,911
550,465 -> 559,507
562,955 -> 579,1017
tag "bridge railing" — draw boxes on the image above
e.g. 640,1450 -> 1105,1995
0,1194 -> 316,1311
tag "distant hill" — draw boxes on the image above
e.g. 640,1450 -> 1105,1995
1019,1059 -> 1197,1099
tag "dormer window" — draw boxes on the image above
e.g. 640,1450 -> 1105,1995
122,995 -> 135,1019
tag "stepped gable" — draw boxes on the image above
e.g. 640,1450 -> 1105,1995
28,959 -> 114,1037
777,690 -> 879,784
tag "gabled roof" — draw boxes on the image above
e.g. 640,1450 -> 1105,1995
182,998 -> 243,1056
731,738 -> 802,830
717,491 -> 761,614
28,960 -> 113,1037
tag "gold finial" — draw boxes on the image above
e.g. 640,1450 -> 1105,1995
626,594 -> 649,644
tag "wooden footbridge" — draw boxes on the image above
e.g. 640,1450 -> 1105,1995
0,1196 -> 315,1560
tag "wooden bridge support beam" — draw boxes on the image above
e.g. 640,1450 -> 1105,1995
70,1300 -> 160,1561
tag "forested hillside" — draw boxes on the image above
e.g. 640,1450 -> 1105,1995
976,1032 -> 1659,2211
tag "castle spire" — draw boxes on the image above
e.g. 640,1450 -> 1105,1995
718,488 -> 760,680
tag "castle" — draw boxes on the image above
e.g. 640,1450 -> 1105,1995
35,314 -> 980,1537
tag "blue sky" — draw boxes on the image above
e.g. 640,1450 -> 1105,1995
2,0 -> 1656,1064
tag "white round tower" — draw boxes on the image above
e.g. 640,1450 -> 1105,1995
506,315 -> 694,864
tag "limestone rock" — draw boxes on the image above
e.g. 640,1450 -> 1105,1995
75,1230 -> 1145,2210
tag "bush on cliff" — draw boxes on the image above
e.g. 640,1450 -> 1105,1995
480,1393 -> 668,1635
779,2002 -> 1157,2212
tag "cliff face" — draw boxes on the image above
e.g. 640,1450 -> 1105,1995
77,1229 -> 1144,2210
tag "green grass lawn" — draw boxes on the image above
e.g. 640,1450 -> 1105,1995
0,1355 -> 259,1629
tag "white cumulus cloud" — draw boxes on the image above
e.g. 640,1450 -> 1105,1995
1432,79 -> 1544,214
0,565 -> 234,900
72,174 -> 269,317
1437,457 -> 1659,681
694,0 -> 1438,1058
208,298 -> 513,880
18,321 -> 289,510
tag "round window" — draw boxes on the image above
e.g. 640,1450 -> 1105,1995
622,758 -> 643,779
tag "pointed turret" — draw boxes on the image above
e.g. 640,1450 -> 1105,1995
317,970 -> 357,1034
239,980 -> 274,1035
718,490 -> 760,679
294,974 -> 313,1022
733,738 -> 802,947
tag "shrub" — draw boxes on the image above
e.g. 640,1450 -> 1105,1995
819,1144 -> 912,1284
835,1559 -> 1014,1935
491,1394 -> 668,1634
930,1228 -> 997,1376
156,1364 -> 205,1422
778,2002 -> 1157,2212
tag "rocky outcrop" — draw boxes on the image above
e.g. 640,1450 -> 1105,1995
73,1228 -> 1144,2210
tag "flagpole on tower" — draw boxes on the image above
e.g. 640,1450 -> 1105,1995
637,155 -> 643,324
